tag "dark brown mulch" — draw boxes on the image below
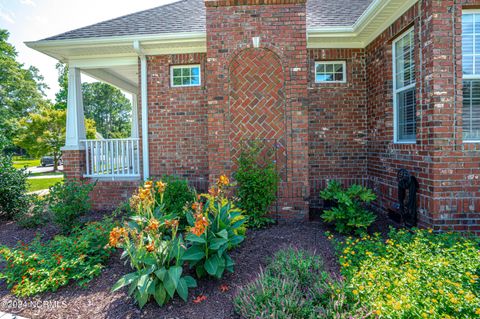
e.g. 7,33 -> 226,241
0,214 -> 397,319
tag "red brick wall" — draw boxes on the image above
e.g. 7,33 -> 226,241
307,49 -> 368,206
205,0 -> 310,215
146,53 -> 209,180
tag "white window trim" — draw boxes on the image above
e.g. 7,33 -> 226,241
314,61 -> 347,83
392,27 -> 416,144
462,11 -> 480,143
170,64 -> 201,88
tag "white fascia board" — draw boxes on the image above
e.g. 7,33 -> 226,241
69,56 -> 138,69
25,32 -> 206,49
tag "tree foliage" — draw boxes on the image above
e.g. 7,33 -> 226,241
14,106 -> 96,171
0,29 -> 48,145
55,64 -> 132,138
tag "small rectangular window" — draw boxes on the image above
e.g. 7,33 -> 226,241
314,61 -> 346,83
462,11 -> 480,141
393,28 -> 416,143
170,65 -> 201,87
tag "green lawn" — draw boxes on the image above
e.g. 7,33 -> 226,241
13,158 -> 40,169
28,176 -> 64,192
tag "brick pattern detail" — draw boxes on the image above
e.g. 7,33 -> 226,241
229,48 -> 286,165
62,150 -> 86,180
205,0 -> 306,6
206,0 -> 309,214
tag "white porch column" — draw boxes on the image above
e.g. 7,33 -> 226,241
131,93 -> 139,138
63,67 -> 86,150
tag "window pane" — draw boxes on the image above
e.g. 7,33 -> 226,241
463,34 -> 474,55
171,66 -> 201,86
315,62 -> 345,83
395,29 -> 415,89
463,14 -> 474,34
182,77 -> 191,85
191,76 -> 200,85
173,77 -> 182,86
463,80 -> 480,140
173,68 -> 181,77
397,88 -> 416,141
191,67 -> 200,76
464,55 -> 474,75
182,68 -> 191,77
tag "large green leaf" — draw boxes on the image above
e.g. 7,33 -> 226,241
176,278 -> 188,301
135,290 -> 149,309
137,274 -> 150,295
210,238 -> 228,250
216,229 -> 228,239
182,245 -> 206,262
168,266 -> 183,287
154,282 -> 167,306
154,267 -> 167,281
164,272 -> 176,298
229,235 -> 244,246
111,272 -> 138,292
186,233 -> 206,244
184,275 -> 197,288
204,254 -> 221,276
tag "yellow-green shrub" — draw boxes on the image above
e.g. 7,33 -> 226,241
334,229 -> 480,318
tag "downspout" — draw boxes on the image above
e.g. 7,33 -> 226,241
133,40 -> 149,180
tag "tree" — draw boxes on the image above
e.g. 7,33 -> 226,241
55,64 -> 132,138
14,106 -> 96,171
0,29 -> 48,146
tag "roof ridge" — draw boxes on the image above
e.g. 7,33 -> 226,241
41,0 -> 194,41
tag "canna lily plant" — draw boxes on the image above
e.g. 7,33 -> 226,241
110,180 -> 196,308
182,175 -> 246,279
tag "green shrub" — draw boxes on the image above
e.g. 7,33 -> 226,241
47,180 -> 95,233
162,175 -> 195,222
320,180 -> 376,234
0,217 -> 116,297
235,142 -> 279,228
0,154 -> 29,219
14,195 -> 48,228
334,228 -> 480,318
234,248 -> 367,319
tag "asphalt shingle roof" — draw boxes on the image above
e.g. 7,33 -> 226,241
43,0 -> 373,41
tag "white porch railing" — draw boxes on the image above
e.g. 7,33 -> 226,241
82,138 -> 140,178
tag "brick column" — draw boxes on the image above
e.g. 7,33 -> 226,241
62,150 -> 86,180
205,0 -> 310,216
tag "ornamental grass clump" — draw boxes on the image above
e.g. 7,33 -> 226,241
234,248 -> 367,319
183,175 -> 246,279
333,228 -> 480,318
111,180 -> 196,308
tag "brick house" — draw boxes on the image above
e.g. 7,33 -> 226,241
26,0 -> 480,232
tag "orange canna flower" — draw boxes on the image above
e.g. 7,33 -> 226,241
144,180 -> 153,189
208,187 -> 220,197
156,181 -> 167,193
146,241 -> 155,252
193,294 -> 207,304
109,227 -> 128,248
147,218 -> 160,231
190,214 -> 209,236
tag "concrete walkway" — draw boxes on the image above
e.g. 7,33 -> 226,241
27,175 -> 64,180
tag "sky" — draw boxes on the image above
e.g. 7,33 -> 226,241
0,0 -> 176,101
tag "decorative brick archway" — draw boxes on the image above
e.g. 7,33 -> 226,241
228,48 -> 286,174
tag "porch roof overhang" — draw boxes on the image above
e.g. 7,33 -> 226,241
24,0 -> 417,89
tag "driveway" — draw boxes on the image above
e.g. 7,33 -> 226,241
26,165 -> 63,174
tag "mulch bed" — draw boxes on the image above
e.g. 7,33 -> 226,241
0,213 -> 397,319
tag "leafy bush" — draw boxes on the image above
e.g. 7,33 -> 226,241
334,228 -> 480,318
47,179 -> 95,233
235,142 -> 279,228
14,195 -> 48,228
235,248 -> 367,319
112,180 -> 197,308
0,154 -> 29,219
183,175 -> 246,279
162,175 -> 195,223
0,217 -> 116,297
320,180 -> 376,234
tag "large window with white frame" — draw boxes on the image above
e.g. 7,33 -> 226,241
462,11 -> 480,141
170,65 -> 201,87
314,61 -> 347,83
393,28 -> 416,143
